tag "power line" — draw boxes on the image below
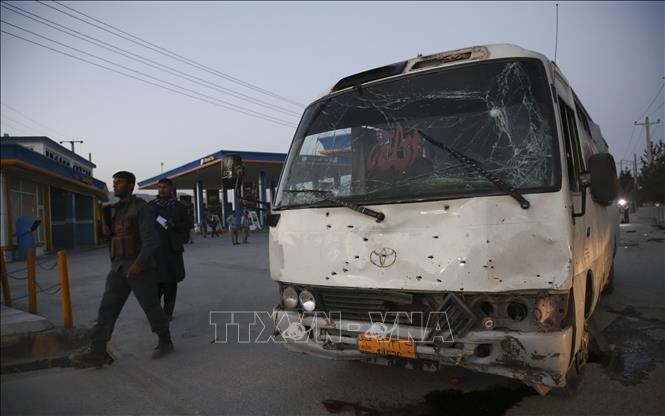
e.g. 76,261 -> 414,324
634,117 -> 661,166
1,101 -> 69,138
638,82 -> 664,119
622,123 -> 637,160
0,119 -> 33,136
1,23 -> 299,127
0,29 -> 298,128
1,3 -> 301,118
0,112 -> 42,133
648,99 -> 664,120
623,81 -> 665,160
0,20 -> 297,127
629,125 -> 645,158
39,0 -> 305,108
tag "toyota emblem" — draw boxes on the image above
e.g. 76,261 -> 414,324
370,248 -> 397,268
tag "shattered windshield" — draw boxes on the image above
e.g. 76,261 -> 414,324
274,59 -> 559,209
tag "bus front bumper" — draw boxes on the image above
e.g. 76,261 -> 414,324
272,309 -> 573,388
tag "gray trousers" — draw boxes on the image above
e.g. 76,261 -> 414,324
91,266 -> 170,344
230,227 -> 239,244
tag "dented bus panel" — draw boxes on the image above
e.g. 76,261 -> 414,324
269,44 -> 619,394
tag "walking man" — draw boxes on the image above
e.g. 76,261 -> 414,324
70,171 -> 173,367
226,210 -> 239,245
150,178 -> 188,321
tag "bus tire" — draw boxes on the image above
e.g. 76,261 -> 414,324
565,321 -> 589,396
554,305 -> 589,397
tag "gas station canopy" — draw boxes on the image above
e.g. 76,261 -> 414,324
138,149 -> 286,191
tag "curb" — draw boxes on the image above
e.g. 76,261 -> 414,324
1,326 -> 92,374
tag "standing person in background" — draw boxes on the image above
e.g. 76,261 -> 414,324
185,201 -> 194,244
149,178 -> 188,321
241,209 -> 250,244
209,216 -> 220,238
201,212 -> 208,238
226,210 -> 239,245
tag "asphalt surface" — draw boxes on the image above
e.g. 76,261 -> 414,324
1,219 -> 663,416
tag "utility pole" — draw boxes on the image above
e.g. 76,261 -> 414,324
633,153 -> 638,179
634,117 -> 661,166
59,140 -> 84,153
618,159 -> 634,175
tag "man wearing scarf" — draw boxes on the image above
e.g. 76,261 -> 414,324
150,178 -> 189,321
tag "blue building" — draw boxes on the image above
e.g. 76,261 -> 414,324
1,135 -> 108,258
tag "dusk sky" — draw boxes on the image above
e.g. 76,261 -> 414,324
1,1 -> 663,189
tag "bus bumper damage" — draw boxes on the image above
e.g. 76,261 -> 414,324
272,308 -> 573,388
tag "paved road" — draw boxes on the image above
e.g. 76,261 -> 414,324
1,220 -> 663,416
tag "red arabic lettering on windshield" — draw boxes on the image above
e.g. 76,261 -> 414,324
367,127 -> 422,173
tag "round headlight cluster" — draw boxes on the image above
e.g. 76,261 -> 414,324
299,290 -> 316,312
281,286 -> 317,312
282,286 -> 298,309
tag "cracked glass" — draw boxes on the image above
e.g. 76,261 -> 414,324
275,59 -> 559,209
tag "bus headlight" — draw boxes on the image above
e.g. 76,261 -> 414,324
533,294 -> 569,329
299,290 -> 316,312
282,286 -> 299,309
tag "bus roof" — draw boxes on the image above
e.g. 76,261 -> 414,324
317,44 -> 550,99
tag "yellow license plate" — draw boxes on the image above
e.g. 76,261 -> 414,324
357,334 -> 416,359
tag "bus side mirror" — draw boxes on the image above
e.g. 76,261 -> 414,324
587,153 -> 619,206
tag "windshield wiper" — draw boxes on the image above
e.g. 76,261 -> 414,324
284,189 -> 386,222
417,130 -> 530,209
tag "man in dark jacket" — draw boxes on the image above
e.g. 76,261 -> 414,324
209,216 -> 220,238
150,178 -> 188,320
70,171 -> 173,367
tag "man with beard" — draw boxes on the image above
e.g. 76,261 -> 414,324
70,171 -> 173,367
150,178 -> 188,321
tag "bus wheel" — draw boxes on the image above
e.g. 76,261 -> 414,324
564,322 -> 589,396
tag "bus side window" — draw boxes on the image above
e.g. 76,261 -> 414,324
559,99 -> 584,191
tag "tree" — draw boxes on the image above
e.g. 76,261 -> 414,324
618,168 -> 636,200
637,140 -> 665,203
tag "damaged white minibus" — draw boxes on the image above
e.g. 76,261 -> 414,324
269,44 -> 619,394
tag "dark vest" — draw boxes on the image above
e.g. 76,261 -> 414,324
110,197 -> 144,260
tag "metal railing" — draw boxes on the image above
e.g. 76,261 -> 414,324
1,248 -> 74,327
